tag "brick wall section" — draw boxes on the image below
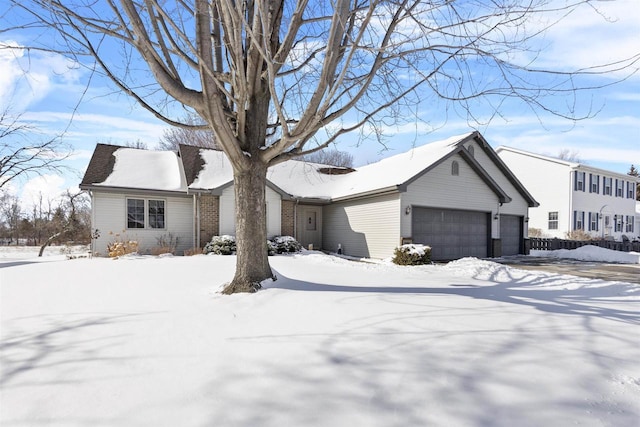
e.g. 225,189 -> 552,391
281,200 -> 295,237
199,194 -> 219,246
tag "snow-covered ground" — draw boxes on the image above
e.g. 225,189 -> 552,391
531,245 -> 640,264
1,248 -> 639,427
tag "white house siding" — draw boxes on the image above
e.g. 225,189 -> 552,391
91,192 -> 194,256
400,153 -> 500,238
497,150 -> 571,238
571,170 -> 637,240
323,194 -> 400,259
219,185 -> 282,237
498,148 -> 639,240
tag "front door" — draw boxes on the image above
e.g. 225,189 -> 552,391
297,206 -> 322,250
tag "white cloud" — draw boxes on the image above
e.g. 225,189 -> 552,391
0,39 -> 85,111
20,174 -> 67,210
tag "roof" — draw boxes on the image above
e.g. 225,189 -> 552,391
496,146 -> 640,182
80,132 -> 538,206
80,144 -> 187,192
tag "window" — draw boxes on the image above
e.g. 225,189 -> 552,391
627,181 -> 636,199
573,210 -> 584,231
588,212 -> 598,232
615,179 -> 624,197
127,199 -> 145,229
614,215 -> 623,232
626,216 -> 635,233
574,171 -> 585,191
467,145 -> 474,157
603,177 -> 612,196
451,160 -> 459,176
589,174 -> 599,193
548,211 -> 558,230
127,198 -> 165,229
148,200 -> 165,229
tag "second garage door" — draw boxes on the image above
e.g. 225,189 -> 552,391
500,214 -> 523,256
412,207 -> 490,261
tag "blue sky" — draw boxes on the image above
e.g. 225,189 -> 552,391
1,0 -> 639,209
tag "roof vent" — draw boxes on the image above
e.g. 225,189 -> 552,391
317,167 -> 356,175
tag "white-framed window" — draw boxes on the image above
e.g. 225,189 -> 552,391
467,145 -> 474,157
548,211 -> 558,230
573,210 -> 584,230
626,216 -> 635,233
575,171 -> 585,191
627,182 -> 636,199
615,179 -> 624,197
589,174 -> 599,193
127,198 -> 166,229
603,177 -> 612,196
451,160 -> 459,176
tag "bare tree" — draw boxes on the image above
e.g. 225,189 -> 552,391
158,114 -> 218,151
557,149 -> 583,163
7,0 -> 638,292
0,108 -> 72,190
38,190 -> 89,256
302,149 -> 354,168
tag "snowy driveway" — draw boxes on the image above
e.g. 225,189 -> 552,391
496,256 -> 640,284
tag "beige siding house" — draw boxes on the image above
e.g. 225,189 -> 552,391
81,132 -> 537,260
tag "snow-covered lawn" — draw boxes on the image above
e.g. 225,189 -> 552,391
531,244 -> 640,264
1,249 -> 639,427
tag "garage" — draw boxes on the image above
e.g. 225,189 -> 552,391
500,214 -> 523,256
412,207 -> 491,261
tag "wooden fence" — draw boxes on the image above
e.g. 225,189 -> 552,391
530,237 -> 640,253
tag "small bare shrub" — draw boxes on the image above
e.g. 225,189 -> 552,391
151,233 -> 179,255
107,231 -> 139,257
528,228 -> 544,238
565,230 -> 592,241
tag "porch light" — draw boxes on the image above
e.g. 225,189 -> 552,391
405,206 -> 411,215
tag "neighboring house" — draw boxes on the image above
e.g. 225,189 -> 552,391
80,131 -> 537,260
496,146 -> 640,241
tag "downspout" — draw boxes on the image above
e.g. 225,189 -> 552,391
294,199 -> 299,239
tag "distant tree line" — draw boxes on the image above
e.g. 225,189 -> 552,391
0,190 -> 91,247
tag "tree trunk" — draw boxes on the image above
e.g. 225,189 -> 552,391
222,164 -> 275,294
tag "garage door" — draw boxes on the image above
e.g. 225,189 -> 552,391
500,214 -> 523,256
412,207 -> 490,261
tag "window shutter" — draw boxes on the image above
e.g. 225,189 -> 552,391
573,211 -> 577,230
588,175 -> 592,193
596,175 -> 600,193
588,212 -> 591,231
615,179 -> 618,197
574,171 -> 578,191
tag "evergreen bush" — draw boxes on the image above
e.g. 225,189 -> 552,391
270,236 -> 303,254
392,244 -> 431,265
203,235 -> 236,255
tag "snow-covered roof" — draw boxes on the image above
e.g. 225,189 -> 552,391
496,146 -> 640,181
188,132 -> 472,200
82,131 -> 535,205
83,145 -> 187,192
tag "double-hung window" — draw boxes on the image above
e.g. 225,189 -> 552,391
573,211 -> 584,231
603,177 -> 612,196
588,212 -> 598,232
127,198 -> 166,229
626,216 -> 635,233
627,182 -> 636,199
589,174 -> 599,193
614,215 -> 623,232
574,171 -> 585,191
548,211 -> 559,230
615,179 -> 624,197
